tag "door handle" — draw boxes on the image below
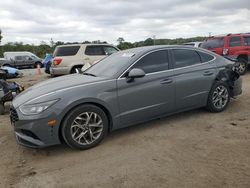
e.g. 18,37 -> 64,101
203,71 -> 214,76
160,78 -> 173,84
84,58 -> 90,61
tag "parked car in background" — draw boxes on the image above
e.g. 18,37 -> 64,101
50,44 -> 120,75
201,33 -> 250,75
2,52 -> 42,69
10,45 -> 242,150
183,42 -> 203,47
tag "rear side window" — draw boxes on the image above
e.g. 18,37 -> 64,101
173,49 -> 201,68
201,38 -> 224,49
15,56 -> 23,60
54,46 -> 80,56
244,36 -> 250,46
197,51 -> 214,62
229,37 -> 241,47
85,46 -> 105,56
133,50 -> 169,74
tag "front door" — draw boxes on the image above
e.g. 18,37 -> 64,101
117,50 -> 175,127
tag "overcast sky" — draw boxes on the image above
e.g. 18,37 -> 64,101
0,0 -> 250,45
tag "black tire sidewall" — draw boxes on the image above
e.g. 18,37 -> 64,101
0,104 -> 4,115
238,58 -> 248,75
61,104 -> 108,150
207,81 -> 230,113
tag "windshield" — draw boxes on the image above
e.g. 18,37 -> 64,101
85,52 -> 135,78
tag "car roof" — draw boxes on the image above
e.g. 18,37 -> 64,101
56,43 -> 115,47
210,33 -> 250,38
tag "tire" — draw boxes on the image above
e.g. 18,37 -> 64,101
34,62 -> 43,68
237,57 -> 248,75
61,104 -> 108,150
206,81 -> 230,113
71,66 -> 82,74
0,104 -> 5,115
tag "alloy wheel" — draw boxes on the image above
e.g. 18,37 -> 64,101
70,112 -> 103,145
212,85 -> 229,110
238,62 -> 246,74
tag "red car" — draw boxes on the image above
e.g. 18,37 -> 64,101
201,33 -> 250,75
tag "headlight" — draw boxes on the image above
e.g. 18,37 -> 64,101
19,99 -> 59,115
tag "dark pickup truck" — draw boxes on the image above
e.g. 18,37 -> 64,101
0,56 -> 43,68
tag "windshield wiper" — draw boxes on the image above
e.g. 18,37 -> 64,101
82,72 -> 97,77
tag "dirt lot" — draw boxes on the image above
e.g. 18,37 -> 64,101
0,71 -> 250,188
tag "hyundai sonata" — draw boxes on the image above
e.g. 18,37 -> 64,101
10,46 -> 242,149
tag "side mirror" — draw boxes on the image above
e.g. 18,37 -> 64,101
127,68 -> 145,82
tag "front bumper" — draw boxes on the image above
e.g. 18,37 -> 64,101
10,106 -> 61,148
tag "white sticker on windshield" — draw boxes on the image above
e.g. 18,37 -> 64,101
122,53 -> 135,57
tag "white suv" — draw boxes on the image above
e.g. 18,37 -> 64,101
50,44 -> 119,75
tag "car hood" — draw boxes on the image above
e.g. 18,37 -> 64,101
13,74 -> 107,107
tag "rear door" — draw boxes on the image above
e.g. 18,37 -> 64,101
117,49 -> 175,127
171,48 -> 217,110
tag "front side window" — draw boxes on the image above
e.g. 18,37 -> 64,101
132,50 -> 169,74
201,38 -> 224,49
85,46 -> 105,56
104,46 -> 118,55
243,36 -> 250,46
173,49 -> 201,68
229,37 -> 241,47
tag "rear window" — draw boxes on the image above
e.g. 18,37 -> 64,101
201,38 -> 224,49
173,49 -> 201,68
197,51 -> 214,62
244,36 -> 250,46
53,46 -> 80,57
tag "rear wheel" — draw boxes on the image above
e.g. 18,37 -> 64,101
206,81 -> 230,112
61,104 -> 108,150
71,66 -> 82,74
237,57 -> 248,75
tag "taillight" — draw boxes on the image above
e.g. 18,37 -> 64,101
53,58 -> 62,65
223,48 -> 229,56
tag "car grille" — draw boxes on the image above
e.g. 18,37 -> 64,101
10,106 -> 19,123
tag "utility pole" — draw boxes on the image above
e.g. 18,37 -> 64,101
153,35 -> 156,45
0,29 -> 2,44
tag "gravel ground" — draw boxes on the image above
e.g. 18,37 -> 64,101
0,70 -> 250,188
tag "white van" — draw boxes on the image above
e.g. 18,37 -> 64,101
4,51 -> 40,60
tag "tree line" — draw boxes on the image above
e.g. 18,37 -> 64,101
0,36 -> 207,58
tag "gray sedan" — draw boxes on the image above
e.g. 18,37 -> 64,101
10,46 -> 242,150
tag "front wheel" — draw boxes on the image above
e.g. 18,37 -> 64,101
206,81 -> 230,112
61,104 -> 108,150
